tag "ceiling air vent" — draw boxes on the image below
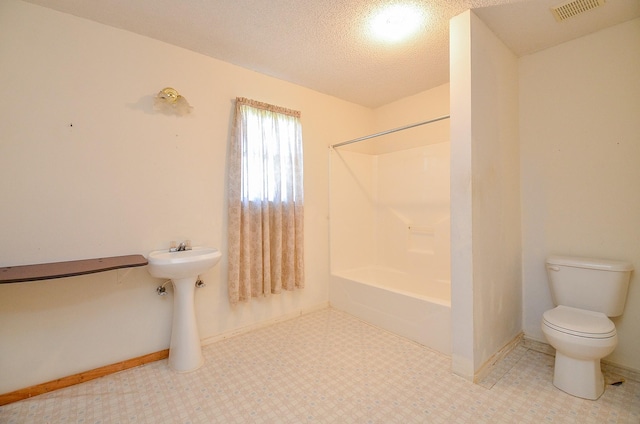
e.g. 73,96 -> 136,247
551,0 -> 605,22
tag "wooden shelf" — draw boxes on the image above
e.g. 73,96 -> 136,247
0,255 -> 148,284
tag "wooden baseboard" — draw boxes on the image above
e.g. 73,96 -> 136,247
0,349 -> 169,406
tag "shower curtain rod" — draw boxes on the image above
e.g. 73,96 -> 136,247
331,115 -> 450,149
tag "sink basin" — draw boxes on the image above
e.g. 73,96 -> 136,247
147,246 -> 222,279
147,246 -> 222,372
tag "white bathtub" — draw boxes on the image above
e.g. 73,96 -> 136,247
329,267 -> 451,355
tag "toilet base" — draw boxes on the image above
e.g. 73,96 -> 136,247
553,351 -> 604,400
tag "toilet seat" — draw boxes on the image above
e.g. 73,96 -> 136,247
543,306 -> 616,339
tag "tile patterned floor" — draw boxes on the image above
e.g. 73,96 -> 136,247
1,307 -> 639,423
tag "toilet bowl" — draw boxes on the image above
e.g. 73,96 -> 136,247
542,305 -> 617,400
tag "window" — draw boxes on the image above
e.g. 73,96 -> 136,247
239,102 -> 303,203
227,97 -> 304,304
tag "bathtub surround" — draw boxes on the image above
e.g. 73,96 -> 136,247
329,141 -> 451,354
329,84 -> 450,276
329,141 -> 451,276
329,84 -> 452,355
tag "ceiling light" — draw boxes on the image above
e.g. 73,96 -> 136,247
369,4 -> 425,43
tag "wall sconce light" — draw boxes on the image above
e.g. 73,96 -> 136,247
154,87 -> 193,116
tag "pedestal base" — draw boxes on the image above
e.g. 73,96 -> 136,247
168,277 -> 204,372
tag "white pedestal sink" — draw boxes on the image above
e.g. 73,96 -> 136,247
147,246 -> 222,372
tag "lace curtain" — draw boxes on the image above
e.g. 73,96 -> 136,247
227,97 -> 304,304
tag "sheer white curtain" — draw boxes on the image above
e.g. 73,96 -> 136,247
227,97 -> 304,304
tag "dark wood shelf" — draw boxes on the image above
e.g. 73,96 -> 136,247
0,255 -> 148,284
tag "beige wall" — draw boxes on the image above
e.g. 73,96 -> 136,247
520,18 -> 640,371
0,0 -> 372,394
372,83 -> 450,131
450,11 -> 475,379
450,10 -> 522,379
468,11 -> 521,375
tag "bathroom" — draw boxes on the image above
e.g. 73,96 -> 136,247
1,0 -> 639,412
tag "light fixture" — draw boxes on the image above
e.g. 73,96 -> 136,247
154,87 -> 193,116
368,4 -> 425,43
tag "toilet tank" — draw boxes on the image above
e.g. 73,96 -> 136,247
546,256 -> 633,317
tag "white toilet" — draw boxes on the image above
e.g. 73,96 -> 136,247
541,255 -> 633,400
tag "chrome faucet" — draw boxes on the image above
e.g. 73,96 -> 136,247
169,240 -> 192,252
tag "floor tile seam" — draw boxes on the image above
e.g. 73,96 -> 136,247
481,346 -> 537,391
6,310 -> 640,422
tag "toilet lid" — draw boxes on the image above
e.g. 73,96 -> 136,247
543,306 -> 616,338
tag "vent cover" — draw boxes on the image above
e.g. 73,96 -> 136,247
551,0 -> 606,22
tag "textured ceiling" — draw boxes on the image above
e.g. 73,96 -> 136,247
21,0 -> 640,108
475,0 -> 640,56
